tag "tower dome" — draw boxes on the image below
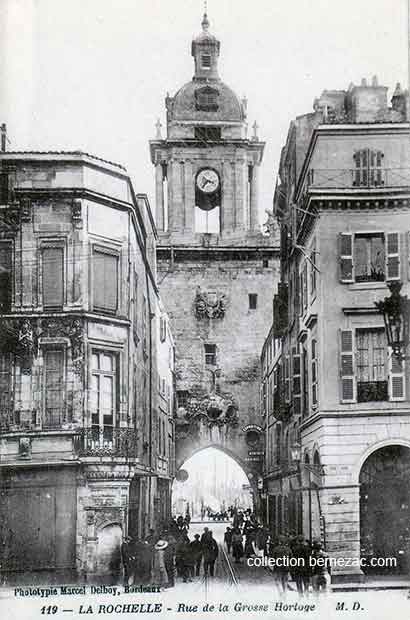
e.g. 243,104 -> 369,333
166,13 -> 246,134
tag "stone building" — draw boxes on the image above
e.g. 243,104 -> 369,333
263,78 -> 410,580
150,13 -> 280,500
0,151 -> 174,581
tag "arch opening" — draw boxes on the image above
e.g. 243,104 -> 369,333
360,444 -> 410,575
172,446 -> 253,521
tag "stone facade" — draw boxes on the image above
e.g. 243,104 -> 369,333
150,14 -> 280,501
263,78 -> 410,580
0,152 -> 174,580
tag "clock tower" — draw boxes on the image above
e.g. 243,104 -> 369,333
150,13 -> 279,497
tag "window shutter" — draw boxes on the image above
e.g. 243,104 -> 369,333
285,355 -> 290,402
0,242 -> 12,312
42,247 -> 63,308
303,263 -> 308,311
340,233 -> 354,283
389,351 -> 405,401
340,330 -> 356,403
292,346 -> 301,415
93,250 -> 118,312
386,233 -> 400,281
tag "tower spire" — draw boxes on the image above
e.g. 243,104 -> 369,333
202,3 -> 210,32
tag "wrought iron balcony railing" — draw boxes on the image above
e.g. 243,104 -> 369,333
73,427 -> 139,459
357,380 -> 388,403
306,168 -> 410,190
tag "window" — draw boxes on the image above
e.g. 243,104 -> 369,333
91,351 -> 117,446
194,126 -> 221,142
353,149 -> 384,187
201,54 -> 211,68
340,328 -> 405,403
204,343 -> 216,366
302,345 -> 309,417
339,232 -> 400,283
93,248 -> 118,313
0,242 -> 12,312
356,328 -> 388,402
310,244 -> 317,298
292,346 -> 301,415
44,349 -> 65,428
42,246 -> 64,308
249,294 -> 258,310
0,172 -> 9,204
195,86 -> 219,111
0,353 -> 13,429
311,339 -> 318,407
160,316 -> 167,342
177,390 -> 190,409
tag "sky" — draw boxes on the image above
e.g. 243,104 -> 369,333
1,0 -> 408,224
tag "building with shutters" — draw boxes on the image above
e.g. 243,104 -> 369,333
263,78 -> 410,581
0,151 -> 174,582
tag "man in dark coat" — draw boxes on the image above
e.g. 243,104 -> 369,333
224,527 -> 233,554
291,535 -> 311,595
203,531 -> 219,577
190,534 -> 203,576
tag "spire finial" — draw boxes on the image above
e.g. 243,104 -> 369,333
202,1 -> 210,31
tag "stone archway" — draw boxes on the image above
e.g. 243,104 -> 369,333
173,445 -> 256,519
359,444 -> 410,575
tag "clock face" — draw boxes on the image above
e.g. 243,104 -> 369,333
196,169 -> 219,194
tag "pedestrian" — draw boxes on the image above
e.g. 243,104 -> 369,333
152,539 -> 169,588
201,527 -> 211,544
291,535 -> 311,595
231,527 -> 244,564
310,540 -> 330,594
271,535 -> 292,594
190,534 -> 203,576
224,527 -> 233,554
203,531 -> 218,577
162,529 -> 176,588
120,535 -> 133,586
133,539 -> 152,584
179,534 -> 192,583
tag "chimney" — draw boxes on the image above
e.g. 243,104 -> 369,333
0,124 -> 6,152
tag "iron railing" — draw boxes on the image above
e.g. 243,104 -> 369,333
73,427 -> 139,458
357,380 -> 388,403
307,168 -> 410,190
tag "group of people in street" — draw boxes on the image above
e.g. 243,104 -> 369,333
121,515 -> 220,589
224,511 -> 330,596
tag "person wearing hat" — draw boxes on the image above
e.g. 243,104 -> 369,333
152,539 -> 169,588
121,535 -> 134,586
271,535 -> 292,594
202,531 -> 219,577
190,534 -> 203,577
310,540 -> 330,594
291,535 -> 311,595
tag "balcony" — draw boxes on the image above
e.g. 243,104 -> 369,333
307,168 -> 410,191
73,428 -> 139,459
357,380 -> 388,403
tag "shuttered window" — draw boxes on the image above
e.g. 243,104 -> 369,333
93,249 -> 118,313
339,232 -> 400,283
0,242 -> 12,312
389,351 -> 406,401
292,346 -> 301,415
44,349 -> 65,428
311,339 -> 318,406
42,247 -> 64,308
340,330 -> 356,403
353,149 -> 384,187
340,328 -> 402,403
0,353 -> 13,428
356,328 -> 388,402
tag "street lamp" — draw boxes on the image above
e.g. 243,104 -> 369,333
374,281 -> 410,361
